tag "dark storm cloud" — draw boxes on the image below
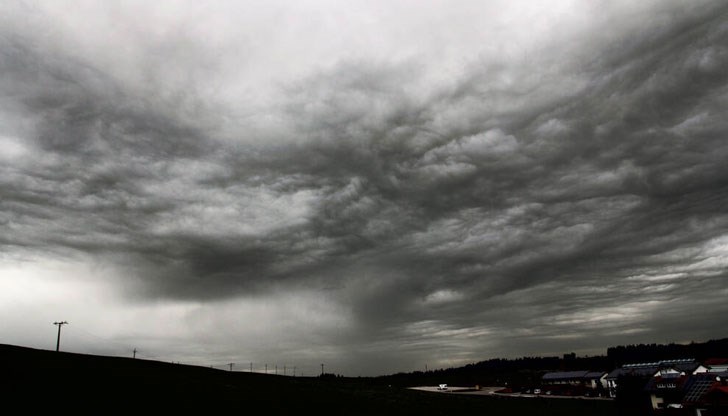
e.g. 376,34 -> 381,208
2,0 -> 728,372
0,52 -> 235,311
258,0 -> 728,353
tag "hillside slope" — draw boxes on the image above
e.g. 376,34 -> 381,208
1,344 -> 617,415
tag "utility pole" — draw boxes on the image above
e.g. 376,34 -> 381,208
293,366 -> 296,377
284,365 -> 286,376
228,363 -> 234,371
321,363 -> 324,375
53,321 -> 68,352
133,348 -> 137,359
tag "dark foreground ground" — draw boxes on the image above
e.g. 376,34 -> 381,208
1,344 -> 624,415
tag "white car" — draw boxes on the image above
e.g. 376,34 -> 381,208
438,384 -> 448,391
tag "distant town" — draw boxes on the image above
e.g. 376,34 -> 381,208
378,338 -> 728,414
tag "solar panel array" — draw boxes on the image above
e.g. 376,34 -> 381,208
683,378 -> 714,403
622,359 -> 696,368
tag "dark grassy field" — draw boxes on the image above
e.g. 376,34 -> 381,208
1,344 -> 622,415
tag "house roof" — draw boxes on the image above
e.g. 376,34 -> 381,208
543,371 -> 589,381
682,372 -> 728,403
704,358 -> 728,366
673,362 -> 701,373
709,385 -> 728,395
606,365 -> 659,380
606,359 -> 699,380
584,371 -> 607,379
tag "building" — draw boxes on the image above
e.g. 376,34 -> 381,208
645,368 -> 691,410
682,371 -> 728,415
704,358 -> 728,373
606,363 -> 660,398
541,370 -> 607,396
605,359 -> 704,398
542,371 -> 591,386
585,371 -> 609,390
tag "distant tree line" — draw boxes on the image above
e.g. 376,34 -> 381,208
606,338 -> 728,366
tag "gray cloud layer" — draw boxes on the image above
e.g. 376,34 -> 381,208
2,0 -> 727,375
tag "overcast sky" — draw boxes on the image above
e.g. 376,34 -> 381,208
1,0 -> 727,376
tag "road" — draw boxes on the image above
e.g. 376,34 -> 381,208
409,386 -> 503,395
410,386 -> 612,401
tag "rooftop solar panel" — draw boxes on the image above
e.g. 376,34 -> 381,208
684,378 -> 714,403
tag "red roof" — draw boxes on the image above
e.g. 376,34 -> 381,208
704,358 -> 728,366
709,385 -> 728,395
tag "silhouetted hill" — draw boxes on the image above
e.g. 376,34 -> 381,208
0,343 -> 615,415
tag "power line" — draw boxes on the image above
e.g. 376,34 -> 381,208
65,326 -> 140,355
61,326 -> 167,362
53,321 -> 68,352
44,323 -> 302,377
49,322 -> 247,369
